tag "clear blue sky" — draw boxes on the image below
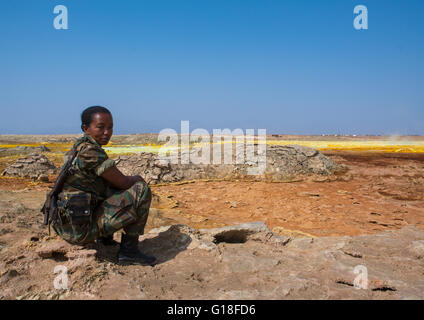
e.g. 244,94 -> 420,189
1,0 -> 423,135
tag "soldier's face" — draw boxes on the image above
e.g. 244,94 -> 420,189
83,112 -> 114,145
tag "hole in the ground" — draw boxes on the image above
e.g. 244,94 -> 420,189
51,251 -> 68,262
213,230 -> 248,244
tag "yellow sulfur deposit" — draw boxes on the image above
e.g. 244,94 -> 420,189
266,140 -> 424,153
1,139 -> 423,156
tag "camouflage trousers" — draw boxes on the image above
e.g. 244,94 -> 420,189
53,182 -> 152,245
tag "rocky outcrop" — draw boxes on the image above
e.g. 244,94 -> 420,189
115,145 -> 345,184
265,145 -> 341,179
0,145 -> 50,156
1,153 -> 57,180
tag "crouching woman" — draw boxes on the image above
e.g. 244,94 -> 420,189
52,106 -> 156,265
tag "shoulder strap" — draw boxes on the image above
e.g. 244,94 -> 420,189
48,143 -> 80,197
41,139 -> 85,229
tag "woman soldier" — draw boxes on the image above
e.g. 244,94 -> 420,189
52,106 -> 156,265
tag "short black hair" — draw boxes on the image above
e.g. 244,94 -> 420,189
80,106 -> 112,131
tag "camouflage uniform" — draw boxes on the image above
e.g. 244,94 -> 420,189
52,134 -> 151,245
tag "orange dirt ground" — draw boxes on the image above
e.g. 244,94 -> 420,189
152,151 -> 424,237
0,150 -> 423,238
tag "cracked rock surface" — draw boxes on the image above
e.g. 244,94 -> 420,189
1,153 -> 56,180
1,220 -> 423,300
115,145 -> 345,184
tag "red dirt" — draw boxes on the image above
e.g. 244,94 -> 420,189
153,151 -> 424,237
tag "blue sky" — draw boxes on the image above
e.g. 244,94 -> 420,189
0,0 -> 423,135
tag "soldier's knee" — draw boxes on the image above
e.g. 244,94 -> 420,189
130,181 -> 151,206
129,181 -> 148,194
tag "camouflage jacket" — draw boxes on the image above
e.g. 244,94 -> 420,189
60,134 -> 116,203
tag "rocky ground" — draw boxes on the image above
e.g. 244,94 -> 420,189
0,136 -> 423,300
0,219 -> 423,300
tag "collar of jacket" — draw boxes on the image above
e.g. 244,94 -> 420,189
82,134 -> 101,147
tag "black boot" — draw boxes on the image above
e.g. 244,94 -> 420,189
118,233 -> 156,265
96,234 -> 119,246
